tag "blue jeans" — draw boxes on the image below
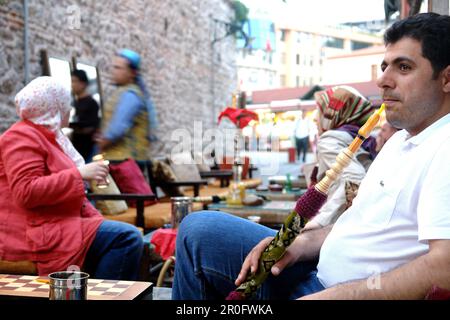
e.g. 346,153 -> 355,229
172,211 -> 324,300
84,220 -> 144,280
295,137 -> 309,162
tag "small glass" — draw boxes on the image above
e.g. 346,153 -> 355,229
92,154 -> 110,189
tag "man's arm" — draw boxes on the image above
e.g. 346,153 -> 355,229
270,224 -> 333,276
301,239 -> 450,299
296,225 -> 334,262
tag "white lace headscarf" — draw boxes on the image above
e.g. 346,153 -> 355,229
15,76 -> 85,167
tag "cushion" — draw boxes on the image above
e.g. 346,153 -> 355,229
150,228 -> 178,260
192,151 -> 213,172
104,202 -> 203,229
169,152 -> 202,182
151,159 -> 184,197
425,285 -> 450,300
109,158 -> 157,207
197,163 -> 211,172
106,202 -> 172,229
90,174 -> 129,215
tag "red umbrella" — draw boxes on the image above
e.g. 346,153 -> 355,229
218,107 -> 258,129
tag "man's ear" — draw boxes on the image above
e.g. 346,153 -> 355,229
443,65 -> 450,93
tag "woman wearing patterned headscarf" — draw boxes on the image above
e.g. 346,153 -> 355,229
303,85 -> 377,230
0,77 -> 143,280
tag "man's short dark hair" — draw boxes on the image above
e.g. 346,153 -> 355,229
71,69 -> 89,84
384,12 -> 450,79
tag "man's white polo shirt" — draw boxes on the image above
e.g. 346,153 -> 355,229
317,113 -> 450,288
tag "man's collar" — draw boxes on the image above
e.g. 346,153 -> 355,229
404,113 -> 450,145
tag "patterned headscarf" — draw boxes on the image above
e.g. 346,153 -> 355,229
314,85 -> 374,131
15,76 -> 85,167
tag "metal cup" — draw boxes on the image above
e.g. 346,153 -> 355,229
170,197 -> 193,228
48,271 -> 89,300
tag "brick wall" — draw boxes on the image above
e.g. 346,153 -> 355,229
0,0 -> 238,156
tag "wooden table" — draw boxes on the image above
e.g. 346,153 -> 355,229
250,188 -> 306,201
268,175 -> 307,189
200,170 -> 232,187
0,274 -> 152,300
207,200 -> 296,226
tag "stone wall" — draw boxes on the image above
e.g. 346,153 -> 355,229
0,0 -> 238,156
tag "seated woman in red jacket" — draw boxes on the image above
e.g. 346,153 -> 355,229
0,76 -> 143,280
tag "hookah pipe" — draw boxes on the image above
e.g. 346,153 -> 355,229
226,104 -> 386,300
192,195 -> 227,204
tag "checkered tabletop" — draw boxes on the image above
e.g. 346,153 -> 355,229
0,274 -> 151,300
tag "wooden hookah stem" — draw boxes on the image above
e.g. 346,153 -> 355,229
315,104 -> 385,194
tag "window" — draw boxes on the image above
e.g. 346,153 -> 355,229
279,29 -> 286,42
296,54 -> 300,65
249,71 -> 258,84
297,32 -> 313,45
47,57 -> 72,93
322,36 -> 344,49
280,74 -> 286,87
296,76 -> 300,87
351,41 -> 372,50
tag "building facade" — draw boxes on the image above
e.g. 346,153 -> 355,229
323,45 -> 385,85
274,23 -> 382,89
236,1 -> 383,92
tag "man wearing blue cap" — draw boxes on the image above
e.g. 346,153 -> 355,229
96,49 -> 157,161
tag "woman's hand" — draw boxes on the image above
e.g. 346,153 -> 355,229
78,161 -> 109,183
